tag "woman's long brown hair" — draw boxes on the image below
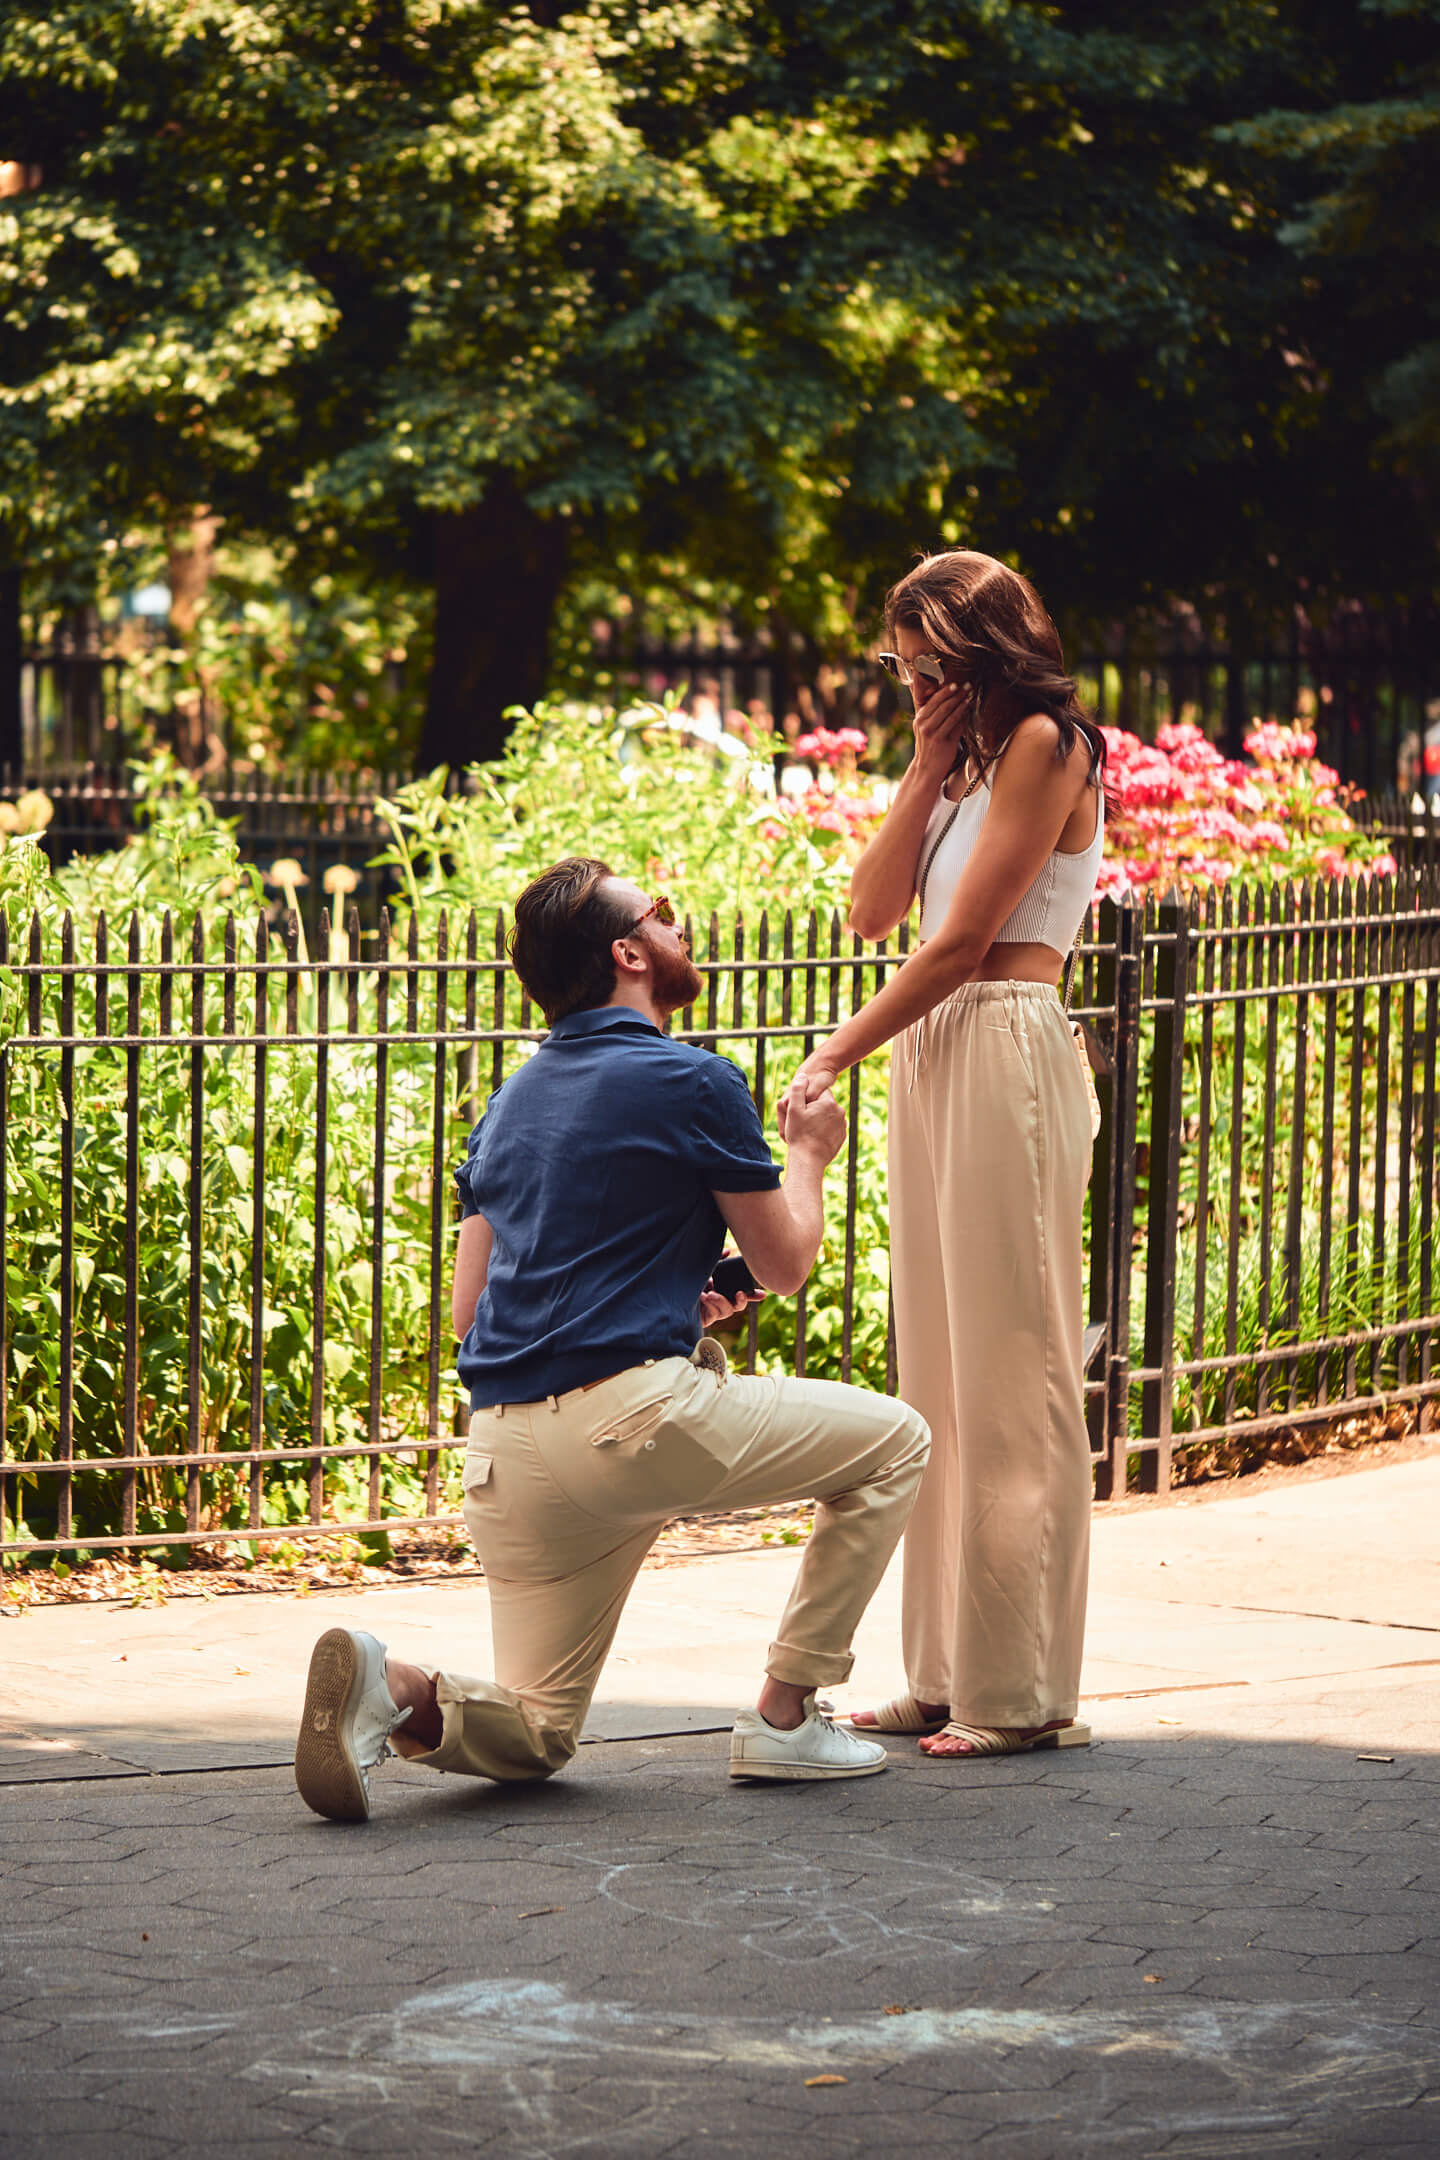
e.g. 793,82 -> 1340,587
884,550 -> 1106,786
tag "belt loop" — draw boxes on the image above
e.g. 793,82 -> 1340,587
495,1403 -> 504,1420
547,1394 -> 559,1412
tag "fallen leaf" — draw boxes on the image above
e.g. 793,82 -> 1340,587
141,1933 -> 149,1942
1143,1974 -> 1162,1983
518,1906 -> 564,1920
233,1667 -> 251,1677
804,2075 -> 848,2088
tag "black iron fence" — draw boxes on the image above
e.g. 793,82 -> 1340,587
2,872 -> 1437,1562
597,604 -> 1439,788
0,764 -> 409,932
15,602 -> 1438,790
5,756 -> 1423,949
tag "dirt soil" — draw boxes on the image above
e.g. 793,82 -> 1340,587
2,1408 -> 1431,1613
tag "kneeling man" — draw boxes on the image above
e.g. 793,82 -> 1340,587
295,857 -> 929,1820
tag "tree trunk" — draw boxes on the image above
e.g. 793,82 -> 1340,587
0,562 -> 20,775
418,486 -> 569,773
166,509 -> 223,769
60,603 -> 104,764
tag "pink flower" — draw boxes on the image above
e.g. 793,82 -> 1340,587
1095,714 -> 1376,894
792,725 -> 869,768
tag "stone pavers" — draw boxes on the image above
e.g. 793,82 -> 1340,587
2,1713 -> 1438,2158
2,1453 -> 1437,2153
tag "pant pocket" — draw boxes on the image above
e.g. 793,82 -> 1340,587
546,1370 -> 728,1521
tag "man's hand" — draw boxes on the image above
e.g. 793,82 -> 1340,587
699,1286 -> 753,1328
776,1079 -> 846,1158
715,1086 -> 846,1296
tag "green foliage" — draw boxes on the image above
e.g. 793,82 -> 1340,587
114,554 -> 431,771
368,696 -> 865,924
1126,891 -> 1434,1455
1,769 -> 460,1554
1,723 -> 1431,1554
1220,0 -> 1440,463
6,0 -> 1434,756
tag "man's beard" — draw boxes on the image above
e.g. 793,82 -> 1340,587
649,936 -> 704,1015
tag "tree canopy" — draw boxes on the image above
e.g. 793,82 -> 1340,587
2,0 -> 1435,765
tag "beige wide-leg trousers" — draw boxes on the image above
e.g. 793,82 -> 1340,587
412,1356 -> 929,1782
888,980 -> 1094,1728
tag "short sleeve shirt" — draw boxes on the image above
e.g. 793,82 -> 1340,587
454,1007 -> 780,1407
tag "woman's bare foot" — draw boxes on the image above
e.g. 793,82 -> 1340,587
849,1698 -> 948,1730
918,1718 -> 1072,1758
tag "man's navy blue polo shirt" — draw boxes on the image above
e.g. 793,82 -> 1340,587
454,1006 -> 781,1408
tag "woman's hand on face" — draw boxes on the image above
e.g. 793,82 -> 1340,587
911,676 -> 969,783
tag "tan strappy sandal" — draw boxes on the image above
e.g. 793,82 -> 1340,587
842,1693 -> 949,1737
919,1718 -> 1093,1758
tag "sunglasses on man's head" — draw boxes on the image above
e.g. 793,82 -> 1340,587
630,893 -> 676,931
877,651 -> 948,689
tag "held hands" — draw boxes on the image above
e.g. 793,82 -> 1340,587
777,1062 -> 846,1156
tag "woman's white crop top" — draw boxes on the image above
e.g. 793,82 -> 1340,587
917,764 -> 1104,947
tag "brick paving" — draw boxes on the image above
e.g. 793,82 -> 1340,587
3,1712 -> 1438,2158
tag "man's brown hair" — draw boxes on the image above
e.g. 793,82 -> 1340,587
508,857 -> 638,1025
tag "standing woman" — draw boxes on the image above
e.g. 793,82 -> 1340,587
778,550 -> 1106,1760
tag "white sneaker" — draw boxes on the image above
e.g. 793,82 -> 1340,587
294,1627 -> 412,1823
729,1694 -> 889,1782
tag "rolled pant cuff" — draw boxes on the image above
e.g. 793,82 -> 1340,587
406,1672 -> 482,1775
765,1640 -> 854,1687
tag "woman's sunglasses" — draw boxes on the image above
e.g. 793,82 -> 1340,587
877,651 -> 947,689
630,893 -> 677,930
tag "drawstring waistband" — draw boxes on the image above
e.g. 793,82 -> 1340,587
903,979 -> 1065,1094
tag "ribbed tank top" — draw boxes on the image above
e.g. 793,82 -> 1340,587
917,765 -> 1104,947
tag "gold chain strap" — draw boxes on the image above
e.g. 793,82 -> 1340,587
915,763 -> 984,920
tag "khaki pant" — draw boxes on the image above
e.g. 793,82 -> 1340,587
413,1356 -> 929,1781
888,980 -> 1093,1728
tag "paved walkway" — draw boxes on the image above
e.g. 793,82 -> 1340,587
2,1455 -> 1437,2156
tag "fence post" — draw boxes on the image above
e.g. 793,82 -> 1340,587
1098,898 -> 1142,1499
0,566 -> 20,775
1139,891 -> 1190,1493
1085,900 -> 1117,1487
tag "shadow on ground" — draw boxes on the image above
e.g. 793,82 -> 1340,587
3,1725 -> 1437,2158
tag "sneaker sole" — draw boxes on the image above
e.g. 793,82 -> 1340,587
728,1754 -> 889,1782
294,1628 -> 371,1822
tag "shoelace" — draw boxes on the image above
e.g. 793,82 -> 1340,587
371,1701 -> 414,1769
